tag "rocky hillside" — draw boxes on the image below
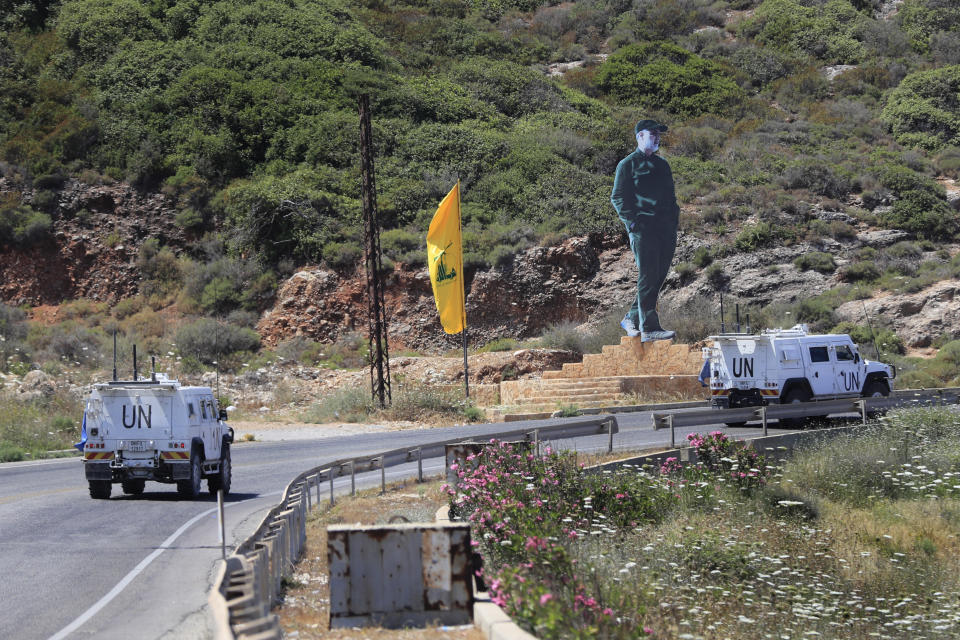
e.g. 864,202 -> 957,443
3,177 -> 959,355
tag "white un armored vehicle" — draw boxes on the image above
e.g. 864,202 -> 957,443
703,324 -> 895,422
82,367 -> 233,500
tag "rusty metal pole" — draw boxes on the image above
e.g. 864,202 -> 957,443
358,94 -> 391,408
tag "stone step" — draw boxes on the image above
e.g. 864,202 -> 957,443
521,391 -> 622,403
523,380 -> 622,391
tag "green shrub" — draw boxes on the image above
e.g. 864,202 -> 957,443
885,241 -> 922,259
595,41 -> 745,117
175,318 -> 260,365
934,146 -> 960,178
734,222 -> 775,251
795,298 -> 835,331
322,241 -> 363,270
692,246 -> 713,268
675,261 -> 696,283
881,65 -> 960,150
738,0 -> 866,64
840,262 -> 881,283
137,239 -> 182,298
477,337 -> 521,353
0,198 -> 52,245
880,190 -> 957,240
705,263 -> 728,289
782,160 -> 852,199
794,251 -> 836,274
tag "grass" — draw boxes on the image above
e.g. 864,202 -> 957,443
447,407 -> 960,639
300,383 -> 486,425
0,389 -> 83,460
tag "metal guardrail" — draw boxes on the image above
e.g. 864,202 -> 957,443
209,415 -> 619,639
653,388 -> 960,447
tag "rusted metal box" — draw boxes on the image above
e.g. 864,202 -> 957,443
327,522 -> 473,628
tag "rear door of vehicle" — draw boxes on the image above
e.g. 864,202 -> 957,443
101,390 -> 173,442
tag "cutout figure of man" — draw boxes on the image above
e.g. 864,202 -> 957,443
610,119 -> 679,342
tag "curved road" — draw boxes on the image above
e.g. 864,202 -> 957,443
0,410 -> 797,639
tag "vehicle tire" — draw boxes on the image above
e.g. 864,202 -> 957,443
177,451 -> 203,498
89,480 -> 112,499
121,479 -> 145,495
780,388 -> 811,429
207,444 -> 231,496
862,380 -> 890,418
862,380 -> 890,397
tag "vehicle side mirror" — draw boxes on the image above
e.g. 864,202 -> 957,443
854,353 -> 860,363
219,408 -> 228,421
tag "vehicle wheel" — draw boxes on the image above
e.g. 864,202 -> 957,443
208,444 -> 231,496
780,388 -> 811,428
862,380 -> 890,397
862,380 -> 890,418
121,479 -> 145,495
89,480 -> 111,499
177,451 -> 203,498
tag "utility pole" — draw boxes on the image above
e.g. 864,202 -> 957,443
358,94 -> 391,408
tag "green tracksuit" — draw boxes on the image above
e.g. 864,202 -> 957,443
610,150 -> 679,333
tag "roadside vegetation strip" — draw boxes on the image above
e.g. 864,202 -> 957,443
447,407 -> 960,639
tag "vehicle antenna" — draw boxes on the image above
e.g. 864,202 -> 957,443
215,318 -> 221,404
151,355 -> 156,383
720,292 -> 726,333
112,329 -> 117,382
862,300 -> 881,360
746,312 -> 751,335
133,344 -> 138,382
735,303 -> 741,333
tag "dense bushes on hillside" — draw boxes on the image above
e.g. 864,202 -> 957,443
1,0 -> 960,371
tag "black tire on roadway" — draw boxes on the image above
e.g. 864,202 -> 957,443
121,479 -> 145,495
89,480 -> 111,499
177,451 -> 203,498
780,388 -> 811,428
207,444 -> 231,496
862,380 -> 890,397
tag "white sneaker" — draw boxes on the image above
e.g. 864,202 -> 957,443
620,317 -> 641,337
641,330 -> 675,342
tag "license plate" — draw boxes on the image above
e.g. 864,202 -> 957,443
127,441 -> 148,452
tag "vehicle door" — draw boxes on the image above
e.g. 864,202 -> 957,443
804,342 -> 834,396
833,342 -> 862,394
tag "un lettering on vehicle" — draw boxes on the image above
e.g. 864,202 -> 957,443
731,357 -> 754,378
122,404 -> 152,429
839,370 -> 861,392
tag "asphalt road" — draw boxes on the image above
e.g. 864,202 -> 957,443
0,409 -> 799,640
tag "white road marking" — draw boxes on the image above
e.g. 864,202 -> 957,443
47,492 -> 279,640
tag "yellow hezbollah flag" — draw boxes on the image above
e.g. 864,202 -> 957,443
427,182 -> 465,334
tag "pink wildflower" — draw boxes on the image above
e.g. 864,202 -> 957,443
540,593 -> 553,605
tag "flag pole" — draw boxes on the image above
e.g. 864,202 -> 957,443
457,180 -> 469,400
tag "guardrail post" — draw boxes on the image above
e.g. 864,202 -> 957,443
379,456 -> 386,495
329,469 -> 335,507
416,448 -> 423,483
350,460 -> 356,496
306,477 -> 312,512
858,399 -> 867,425
607,418 -> 614,453
668,414 -> 675,449
759,406 -> 768,437
533,429 -> 540,457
